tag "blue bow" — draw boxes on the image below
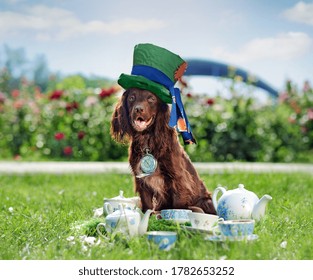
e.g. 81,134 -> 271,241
131,65 -> 196,144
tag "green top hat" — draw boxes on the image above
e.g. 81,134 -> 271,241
117,43 -> 196,144
118,43 -> 187,104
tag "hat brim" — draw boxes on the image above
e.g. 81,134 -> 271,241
118,73 -> 172,104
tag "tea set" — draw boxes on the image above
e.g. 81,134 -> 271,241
103,190 -> 140,215
97,184 -> 272,248
97,204 -> 153,237
212,183 -> 272,221
208,219 -> 258,242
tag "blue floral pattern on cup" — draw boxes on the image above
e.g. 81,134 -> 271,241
160,209 -> 191,222
146,231 -> 177,250
214,220 -> 255,240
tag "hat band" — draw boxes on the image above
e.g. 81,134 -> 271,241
131,65 -> 196,144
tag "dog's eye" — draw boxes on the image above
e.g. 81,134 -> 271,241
147,96 -> 156,102
129,95 -> 135,102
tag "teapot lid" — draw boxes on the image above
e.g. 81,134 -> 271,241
235,183 -> 259,200
104,190 -> 136,204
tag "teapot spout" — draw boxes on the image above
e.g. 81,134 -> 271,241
252,195 -> 272,221
138,209 -> 153,235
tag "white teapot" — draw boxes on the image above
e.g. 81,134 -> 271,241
103,190 -> 140,215
212,184 -> 272,221
97,204 -> 152,237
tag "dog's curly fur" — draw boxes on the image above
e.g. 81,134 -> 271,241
111,88 -> 216,214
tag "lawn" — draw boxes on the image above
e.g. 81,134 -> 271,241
0,172 -> 312,260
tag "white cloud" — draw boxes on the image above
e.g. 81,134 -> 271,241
0,5 -> 166,41
83,18 -> 167,35
212,32 -> 313,63
283,1 -> 313,25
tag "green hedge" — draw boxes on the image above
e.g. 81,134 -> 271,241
0,75 -> 312,162
0,77 -> 128,161
184,80 -> 313,162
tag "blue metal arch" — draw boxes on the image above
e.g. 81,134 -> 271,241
184,59 -> 279,98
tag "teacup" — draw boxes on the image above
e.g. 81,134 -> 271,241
146,231 -> 177,251
188,212 -> 220,231
156,209 -> 191,223
213,219 -> 255,241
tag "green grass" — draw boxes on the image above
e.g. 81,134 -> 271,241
0,172 -> 312,260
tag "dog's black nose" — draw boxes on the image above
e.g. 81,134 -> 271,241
134,105 -> 144,113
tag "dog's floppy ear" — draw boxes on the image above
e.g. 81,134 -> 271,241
110,90 -> 131,143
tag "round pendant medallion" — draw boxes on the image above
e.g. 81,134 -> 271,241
140,154 -> 157,174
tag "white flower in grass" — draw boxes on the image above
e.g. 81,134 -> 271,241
81,244 -> 88,252
219,255 -> 227,260
84,236 -> 97,245
8,207 -> 14,213
80,235 -> 100,246
66,236 -> 75,245
280,241 -> 287,249
66,236 -> 75,241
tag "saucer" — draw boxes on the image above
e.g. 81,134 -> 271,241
181,225 -> 213,234
205,234 -> 259,242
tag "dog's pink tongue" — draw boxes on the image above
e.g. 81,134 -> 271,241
135,120 -> 147,130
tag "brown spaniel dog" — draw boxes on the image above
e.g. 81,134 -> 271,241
111,88 -> 216,214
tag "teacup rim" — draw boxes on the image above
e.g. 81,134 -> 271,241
160,209 -> 192,212
145,231 -> 177,236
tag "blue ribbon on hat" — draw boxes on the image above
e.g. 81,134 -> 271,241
131,65 -> 196,144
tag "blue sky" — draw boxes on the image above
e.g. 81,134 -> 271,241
0,0 -> 312,95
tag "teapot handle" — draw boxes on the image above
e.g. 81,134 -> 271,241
96,222 -> 111,239
103,203 -> 113,216
212,186 -> 226,211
